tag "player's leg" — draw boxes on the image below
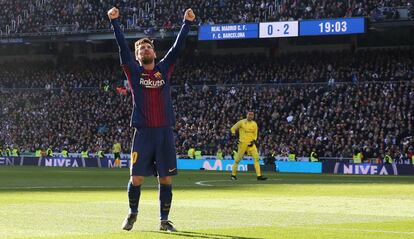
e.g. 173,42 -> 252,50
117,153 -> 121,168
122,129 -> 155,231
231,143 -> 247,179
158,176 -> 176,232
249,145 -> 267,181
155,127 -> 177,232
115,153 -> 121,168
122,175 -> 143,231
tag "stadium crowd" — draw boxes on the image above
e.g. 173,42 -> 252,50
1,76 -> 413,162
0,89 -> 132,157
174,82 -> 414,162
0,58 -> 121,89
1,48 -> 413,89
0,0 -> 411,35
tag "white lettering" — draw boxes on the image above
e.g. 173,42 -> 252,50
223,32 -> 245,39
71,160 -> 79,167
44,158 -> 80,167
120,160 -> 127,168
211,26 -> 221,32
6,158 -> 13,165
379,166 -> 389,175
370,165 -> 378,174
45,158 -> 53,167
203,160 -> 222,170
343,164 -> 352,174
238,165 -> 247,171
139,78 -> 165,88
0,158 -> 14,165
222,25 -> 237,31
360,165 -> 369,174
57,158 -> 65,167
225,164 -> 247,171
225,164 -> 232,171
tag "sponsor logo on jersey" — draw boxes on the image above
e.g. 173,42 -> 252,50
139,71 -> 165,88
139,78 -> 165,88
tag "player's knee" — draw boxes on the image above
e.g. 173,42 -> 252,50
130,176 -> 144,186
158,176 -> 172,185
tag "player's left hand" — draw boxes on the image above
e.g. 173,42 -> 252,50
184,8 -> 195,22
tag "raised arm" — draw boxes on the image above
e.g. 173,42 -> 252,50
108,7 -> 133,65
161,8 -> 195,66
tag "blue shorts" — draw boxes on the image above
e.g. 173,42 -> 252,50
130,127 -> 177,177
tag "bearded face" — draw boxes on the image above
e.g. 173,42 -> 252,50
247,112 -> 254,121
136,43 -> 156,65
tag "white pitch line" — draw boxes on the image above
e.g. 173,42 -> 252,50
195,180 -> 228,187
195,178 -> 282,187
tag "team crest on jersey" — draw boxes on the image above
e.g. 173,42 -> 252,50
154,71 -> 162,80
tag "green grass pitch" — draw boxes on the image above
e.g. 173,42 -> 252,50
1,166 -> 414,239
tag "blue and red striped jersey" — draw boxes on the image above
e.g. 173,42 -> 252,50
111,19 -> 190,128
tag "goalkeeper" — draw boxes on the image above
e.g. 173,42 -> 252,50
230,111 -> 267,181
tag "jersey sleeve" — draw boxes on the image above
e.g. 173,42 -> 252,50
111,19 -> 134,66
158,20 -> 191,73
231,120 -> 243,134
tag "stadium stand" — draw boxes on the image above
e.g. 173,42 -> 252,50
1,49 -> 413,161
1,48 -> 413,88
0,0 -> 411,35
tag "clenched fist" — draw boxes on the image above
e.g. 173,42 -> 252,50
107,7 -> 119,20
184,8 -> 195,22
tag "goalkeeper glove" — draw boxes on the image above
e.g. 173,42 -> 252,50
248,140 -> 256,147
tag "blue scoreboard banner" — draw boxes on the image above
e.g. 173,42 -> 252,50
198,23 -> 259,41
198,18 -> 365,41
299,17 -> 365,36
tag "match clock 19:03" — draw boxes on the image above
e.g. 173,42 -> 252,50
299,17 -> 365,36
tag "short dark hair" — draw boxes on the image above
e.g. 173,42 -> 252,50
135,38 -> 154,50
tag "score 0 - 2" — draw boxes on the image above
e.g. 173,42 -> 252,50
259,21 -> 299,38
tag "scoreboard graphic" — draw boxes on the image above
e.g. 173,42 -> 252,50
198,17 -> 365,41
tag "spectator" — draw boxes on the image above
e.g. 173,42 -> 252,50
0,49 -> 413,160
0,0 -> 409,35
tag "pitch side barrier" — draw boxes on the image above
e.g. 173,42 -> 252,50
1,156 -> 414,175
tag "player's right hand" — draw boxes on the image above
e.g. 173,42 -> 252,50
184,8 -> 195,21
107,7 -> 119,20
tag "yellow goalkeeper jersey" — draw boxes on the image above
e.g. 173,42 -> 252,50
113,143 -> 121,153
230,119 -> 258,144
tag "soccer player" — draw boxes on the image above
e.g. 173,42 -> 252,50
112,141 -> 122,168
230,111 -> 267,181
107,7 -> 195,232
